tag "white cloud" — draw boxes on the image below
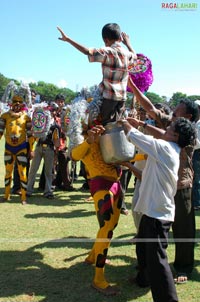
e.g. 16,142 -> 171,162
57,79 -> 68,88
16,77 -> 37,84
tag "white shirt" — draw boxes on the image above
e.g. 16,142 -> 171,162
127,127 -> 181,222
194,119 -> 200,150
134,125 -> 148,171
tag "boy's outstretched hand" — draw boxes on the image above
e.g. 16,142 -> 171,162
57,26 -> 68,42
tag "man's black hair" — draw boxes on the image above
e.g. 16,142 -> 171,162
179,98 -> 199,123
55,94 -> 65,101
102,23 -> 121,41
31,89 -> 37,95
154,102 -> 171,115
174,117 -> 196,148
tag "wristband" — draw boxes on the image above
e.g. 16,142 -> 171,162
143,122 -> 148,128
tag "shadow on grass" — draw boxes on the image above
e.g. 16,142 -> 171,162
0,190 -> 90,207
0,239 -> 150,302
191,259 -> 200,281
125,186 -> 135,196
195,209 -> 200,217
25,208 -> 95,220
25,194 -> 91,207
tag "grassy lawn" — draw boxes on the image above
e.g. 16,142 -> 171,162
0,138 -> 200,302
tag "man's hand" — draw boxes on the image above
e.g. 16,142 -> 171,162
127,117 -> 140,128
117,119 -> 132,134
29,151 -> 35,160
118,117 -> 141,134
86,125 -> 105,144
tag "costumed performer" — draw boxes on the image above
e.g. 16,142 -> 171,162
0,81 -> 34,205
68,92 -> 123,296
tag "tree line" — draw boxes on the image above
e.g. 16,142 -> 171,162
0,73 -> 76,104
0,73 -> 199,108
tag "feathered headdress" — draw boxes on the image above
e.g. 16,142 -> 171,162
67,86 -> 102,153
1,80 -> 32,107
67,94 -> 89,151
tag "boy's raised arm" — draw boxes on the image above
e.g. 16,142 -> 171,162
57,26 -> 89,55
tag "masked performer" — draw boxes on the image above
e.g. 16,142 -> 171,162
67,91 -> 123,296
0,81 -> 34,204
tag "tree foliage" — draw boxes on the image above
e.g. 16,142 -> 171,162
168,92 -> 187,108
168,92 -> 200,108
145,92 -> 164,104
0,72 -> 199,107
126,91 -> 165,109
0,73 -> 76,104
29,81 -> 76,104
0,73 -> 13,98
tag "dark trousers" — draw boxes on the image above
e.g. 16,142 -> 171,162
55,150 -> 71,188
136,215 -> 178,302
79,161 -> 87,179
101,98 -> 125,126
172,188 -> 195,274
39,163 -> 45,190
120,169 -> 132,210
192,149 -> 200,207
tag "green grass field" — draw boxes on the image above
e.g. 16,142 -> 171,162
0,138 -> 199,302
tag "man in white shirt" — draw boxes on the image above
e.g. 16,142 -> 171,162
120,117 -> 196,302
192,100 -> 200,210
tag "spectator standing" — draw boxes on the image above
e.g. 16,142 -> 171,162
53,94 -> 74,191
26,105 -> 60,199
121,116 -> 196,302
192,99 -> 200,210
127,77 -> 199,284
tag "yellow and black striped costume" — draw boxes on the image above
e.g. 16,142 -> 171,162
0,110 -> 34,202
